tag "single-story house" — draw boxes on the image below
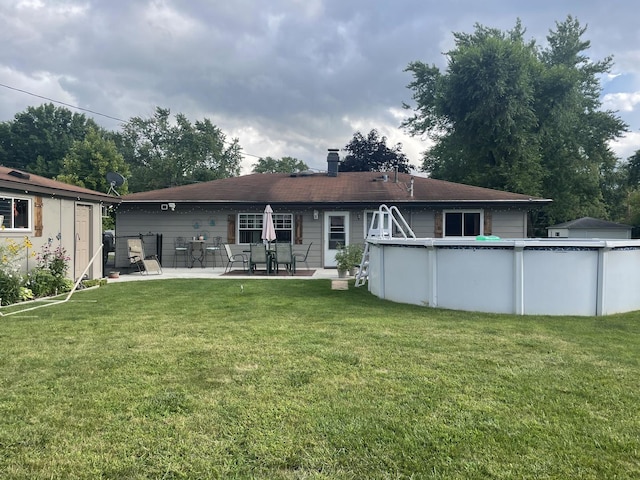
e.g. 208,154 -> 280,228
114,150 -> 551,269
0,166 -> 120,280
547,217 -> 632,239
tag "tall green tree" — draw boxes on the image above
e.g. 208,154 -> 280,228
56,127 -> 130,195
341,129 -> 413,173
403,16 -> 627,230
252,156 -> 308,173
118,107 -> 242,192
621,150 -> 640,226
0,103 -> 100,177
535,17 -> 627,224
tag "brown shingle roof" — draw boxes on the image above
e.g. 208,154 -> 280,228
122,172 -> 551,206
548,217 -> 631,230
0,166 -> 120,203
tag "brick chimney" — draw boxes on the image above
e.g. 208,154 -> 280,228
327,149 -> 339,177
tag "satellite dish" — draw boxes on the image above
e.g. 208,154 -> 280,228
106,172 -> 125,196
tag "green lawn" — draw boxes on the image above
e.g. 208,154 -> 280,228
1,279 -> 639,479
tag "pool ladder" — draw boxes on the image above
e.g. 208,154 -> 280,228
355,205 -> 415,287
354,243 -> 370,287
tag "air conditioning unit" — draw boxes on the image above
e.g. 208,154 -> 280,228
160,204 -> 169,211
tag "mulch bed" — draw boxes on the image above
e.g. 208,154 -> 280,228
222,269 -> 316,277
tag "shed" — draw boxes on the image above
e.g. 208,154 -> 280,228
0,167 -> 120,280
547,217 -> 632,239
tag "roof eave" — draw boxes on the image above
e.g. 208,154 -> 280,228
119,198 -> 552,206
0,180 -> 121,204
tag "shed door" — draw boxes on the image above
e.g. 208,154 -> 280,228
75,204 -> 91,280
324,212 -> 349,267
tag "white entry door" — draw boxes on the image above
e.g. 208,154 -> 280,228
324,211 -> 349,267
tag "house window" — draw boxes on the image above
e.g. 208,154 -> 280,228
444,210 -> 482,237
238,213 -> 293,244
0,197 -> 30,230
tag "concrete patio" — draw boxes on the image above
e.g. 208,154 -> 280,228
106,267 -> 341,282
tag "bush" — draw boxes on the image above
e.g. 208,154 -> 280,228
27,269 -> 56,297
346,243 -> 364,269
334,243 -> 365,273
0,237 -> 32,306
0,237 -> 75,305
0,269 -> 24,306
26,240 -> 73,298
82,279 -> 107,288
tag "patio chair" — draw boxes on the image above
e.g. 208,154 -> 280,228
127,238 -> 162,275
223,244 -> 248,272
205,236 -> 223,267
173,237 -> 188,267
249,244 -> 270,274
274,242 -> 295,274
293,242 -> 312,270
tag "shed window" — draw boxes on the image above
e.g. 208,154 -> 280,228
0,197 -> 30,230
444,210 -> 483,237
238,213 -> 293,244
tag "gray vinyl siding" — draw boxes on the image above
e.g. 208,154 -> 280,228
115,205 -> 327,269
491,210 -> 527,238
114,205 -> 532,269
406,209 -> 435,238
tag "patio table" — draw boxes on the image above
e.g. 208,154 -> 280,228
188,239 -> 206,268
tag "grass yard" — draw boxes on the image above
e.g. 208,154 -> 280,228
1,279 -> 639,479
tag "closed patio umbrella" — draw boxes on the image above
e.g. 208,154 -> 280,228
261,204 -> 277,246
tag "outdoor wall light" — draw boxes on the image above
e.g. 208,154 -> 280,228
313,209 -> 319,220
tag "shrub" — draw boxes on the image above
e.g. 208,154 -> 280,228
0,237 -> 32,306
27,268 -> 57,297
82,279 -> 107,288
26,240 -> 72,297
334,244 -> 350,272
346,243 -> 364,269
0,269 -> 23,305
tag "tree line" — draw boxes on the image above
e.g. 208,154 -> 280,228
0,15 -> 638,234
0,103 -> 410,194
403,15 -> 637,233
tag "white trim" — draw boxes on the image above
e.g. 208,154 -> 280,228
324,211 -> 350,267
0,195 -> 32,232
237,212 -> 293,245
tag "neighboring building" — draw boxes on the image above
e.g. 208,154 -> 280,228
0,167 -> 120,279
115,151 -> 552,269
547,217 -> 632,239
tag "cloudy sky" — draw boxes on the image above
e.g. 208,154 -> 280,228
1,0 -> 639,175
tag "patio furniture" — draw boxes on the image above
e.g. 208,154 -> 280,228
188,239 -> 206,268
249,244 -> 271,274
223,244 -> 248,272
205,236 -> 223,267
274,242 -> 296,274
127,238 -> 162,275
173,237 -> 188,267
293,242 -> 312,270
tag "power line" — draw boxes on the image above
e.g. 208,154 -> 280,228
0,82 -> 127,123
0,82 -> 268,159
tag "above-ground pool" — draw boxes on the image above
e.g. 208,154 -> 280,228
364,237 -> 640,316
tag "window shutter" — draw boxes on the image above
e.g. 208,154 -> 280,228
483,210 -> 492,235
34,196 -> 43,237
295,214 -> 303,244
434,211 -> 443,238
227,214 -> 236,244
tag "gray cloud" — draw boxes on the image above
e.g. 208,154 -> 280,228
1,0 -> 639,173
